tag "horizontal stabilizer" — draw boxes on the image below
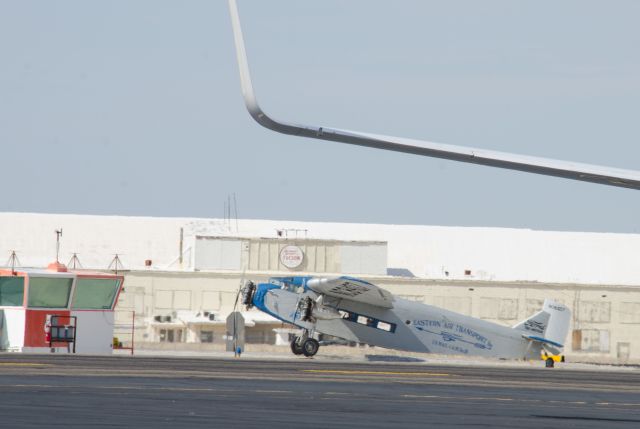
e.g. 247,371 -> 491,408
523,335 -> 564,349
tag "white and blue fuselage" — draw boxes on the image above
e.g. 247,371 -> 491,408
248,276 -> 569,360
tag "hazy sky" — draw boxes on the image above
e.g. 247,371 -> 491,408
1,1 -> 639,232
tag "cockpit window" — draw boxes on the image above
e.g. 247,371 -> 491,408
268,277 -> 310,294
275,281 -> 303,294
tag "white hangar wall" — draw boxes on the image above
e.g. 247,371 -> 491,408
1,212 -> 639,285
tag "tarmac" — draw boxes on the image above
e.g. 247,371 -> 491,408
1,352 -> 639,428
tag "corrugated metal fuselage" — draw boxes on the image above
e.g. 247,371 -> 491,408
253,284 -> 540,360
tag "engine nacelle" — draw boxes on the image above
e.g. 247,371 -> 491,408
298,296 -> 314,322
297,295 -> 342,322
312,305 -> 342,320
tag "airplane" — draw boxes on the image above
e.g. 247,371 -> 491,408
227,2 -> 616,363
240,276 -> 571,364
228,0 -> 640,190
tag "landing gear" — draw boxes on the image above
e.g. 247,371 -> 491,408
545,357 -> 555,368
290,332 -> 320,357
302,338 -> 320,357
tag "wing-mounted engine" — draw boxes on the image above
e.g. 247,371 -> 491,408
296,295 -> 342,322
297,296 -> 314,322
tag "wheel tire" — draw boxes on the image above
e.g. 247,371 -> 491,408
545,357 -> 555,368
290,337 -> 303,355
302,338 -> 320,357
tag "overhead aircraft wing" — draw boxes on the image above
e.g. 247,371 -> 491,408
306,277 -> 394,309
228,0 -> 640,190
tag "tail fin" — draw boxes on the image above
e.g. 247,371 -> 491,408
513,299 -> 571,351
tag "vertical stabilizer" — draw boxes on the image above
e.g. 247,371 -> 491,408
542,299 -> 571,348
513,299 -> 571,350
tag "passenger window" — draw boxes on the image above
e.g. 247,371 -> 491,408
377,321 -> 392,332
339,308 -> 396,333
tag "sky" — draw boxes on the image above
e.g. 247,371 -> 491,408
0,0 -> 639,233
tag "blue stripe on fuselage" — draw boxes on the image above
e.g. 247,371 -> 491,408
252,283 -> 305,328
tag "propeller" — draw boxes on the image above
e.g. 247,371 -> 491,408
230,270 -> 245,354
230,270 -> 256,354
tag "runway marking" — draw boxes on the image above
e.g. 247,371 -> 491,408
8,384 -> 55,388
4,383 -> 640,410
1,384 -> 233,393
401,394 -> 640,409
403,395 -> 440,399
0,363 -> 49,367
303,370 -> 451,377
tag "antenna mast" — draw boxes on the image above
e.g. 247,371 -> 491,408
55,229 -> 63,263
108,254 -> 124,275
68,253 -> 82,270
7,250 -> 20,275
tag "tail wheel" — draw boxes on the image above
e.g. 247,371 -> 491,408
302,338 -> 320,357
290,337 -> 303,355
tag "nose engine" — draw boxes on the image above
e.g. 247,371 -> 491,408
240,281 -> 256,309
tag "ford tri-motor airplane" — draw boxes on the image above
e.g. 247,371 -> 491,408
240,276 -> 570,361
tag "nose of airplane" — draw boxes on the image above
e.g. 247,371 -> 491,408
251,282 -> 280,311
240,281 -> 256,308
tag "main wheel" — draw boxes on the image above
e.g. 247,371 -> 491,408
545,357 -> 555,368
302,338 -> 320,357
290,337 -> 303,355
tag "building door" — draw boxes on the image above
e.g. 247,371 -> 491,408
617,342 -> 631,360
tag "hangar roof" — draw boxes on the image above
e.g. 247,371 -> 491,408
1,212 -> 639,286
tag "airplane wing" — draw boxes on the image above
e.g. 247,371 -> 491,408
306,277 -> 394,309
228,0 -> 640,190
